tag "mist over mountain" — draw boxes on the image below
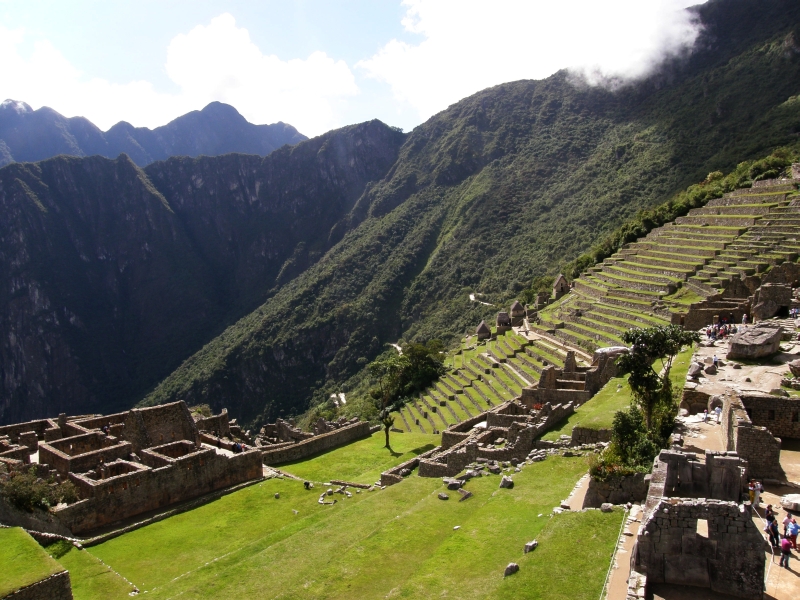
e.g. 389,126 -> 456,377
0,0 -> 799,426
0,100 -> 307,167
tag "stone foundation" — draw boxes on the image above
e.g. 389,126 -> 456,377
260,421 -> 371,465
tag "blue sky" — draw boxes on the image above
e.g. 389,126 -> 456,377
0,1 -> 703,137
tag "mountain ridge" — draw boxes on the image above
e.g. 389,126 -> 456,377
0,100 -> 307,167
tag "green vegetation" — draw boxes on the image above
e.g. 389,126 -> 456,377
0,527 -> 63,597
592,333 -> 697,480
0,466 -> 78,512
73,454 -> 617,599
279,430 -> 438,484
44,541 -> 134,600
140,2 -> 800,429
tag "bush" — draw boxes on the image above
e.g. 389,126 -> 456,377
0,468 -> 78,512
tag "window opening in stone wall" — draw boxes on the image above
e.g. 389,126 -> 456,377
768,410 -> 775,421
793,411 -> 799,423
696,519 -> 708,538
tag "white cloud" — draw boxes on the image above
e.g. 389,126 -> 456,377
0,14 -> 358,136
358,0 -> 702,122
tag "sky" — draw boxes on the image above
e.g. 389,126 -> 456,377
0,0 -> 705,137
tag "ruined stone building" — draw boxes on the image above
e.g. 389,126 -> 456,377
631,449 -> 764,599
0,401 -> 262,535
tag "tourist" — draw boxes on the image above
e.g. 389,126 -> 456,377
703,408 -> 708,423
754,481 -> 763,507
789,518 -> 800,549
749,480 -> 756,504
780,535 -> 792,568
715,405 -> 722,423
742,313 -> 748,327
783,512 -> 793,536
766,504 -> 775,521
712,354 -> 718,367
767,518 -> 780,547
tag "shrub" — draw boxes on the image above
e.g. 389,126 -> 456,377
0,467 -> 78,512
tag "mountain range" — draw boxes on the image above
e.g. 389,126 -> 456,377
1,0 -> 799,426
0,100 -> 306,167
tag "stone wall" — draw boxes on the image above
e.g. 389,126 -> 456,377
194,409 -> 230,438
633,498 -> 763,599
3,570 -> 73,600
56,448 -> 262,534
582,473 -> 647,508
380,447 -> 441,486
739,392 -> 800,439
721,393 -> 782,479
122,402 -> 201,452
39,434 -> 132,475
570,426 -> 611,445
260,421 -> 371,465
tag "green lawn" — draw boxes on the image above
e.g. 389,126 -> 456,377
541,344 -> 695,441
78,455 -> 618,599
44,540 -> 134,600
0,527 -> 64,597
278,430 -> 439,484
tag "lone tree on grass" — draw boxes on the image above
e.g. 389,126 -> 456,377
368,341 -> 445,448
617,325 -> 700,433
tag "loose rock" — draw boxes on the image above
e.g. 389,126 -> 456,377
499,475 -> 514,489
438,492 -> 449,500
504,563 -> 520,577
600,503 -> 614,513
524,540 -> 538,553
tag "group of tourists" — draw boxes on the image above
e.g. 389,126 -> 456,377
763,503 -> 800,568
701,406 -> 722,423
705,322 -> 738,340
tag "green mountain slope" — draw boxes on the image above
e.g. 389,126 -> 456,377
0,121 -> 404,423
143,0 -> 800,426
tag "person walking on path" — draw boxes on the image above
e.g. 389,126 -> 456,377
767,519 -> 781,547
754,481 -> 763,507
703,408 -> 708,423
715,405 -> 722,423
742,313 -> 748,327
749,480 -> 756,505
781,536 -> 793,568
783,512 -> 793,536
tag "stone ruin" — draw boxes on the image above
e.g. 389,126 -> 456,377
0,401 -> 262,535
475,320 -> 491,340
254,416 -> 363,445
552,273 -> 569,300
630,448 -> 764,599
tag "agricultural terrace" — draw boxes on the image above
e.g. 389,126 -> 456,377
0,527 -> 64,597
48,431 -> 623,600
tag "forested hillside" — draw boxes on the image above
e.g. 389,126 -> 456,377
0,121 -> 404,423
1,0 -> 799,427
142,0 -> 800,426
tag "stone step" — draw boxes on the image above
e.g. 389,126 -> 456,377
563,320 -> 621,347
575,315 -> 629,338
631,241 -> 721,258
674,215 -> 759,227
691,204 -> 777,216
593,270 -> 676,294
588,303 -> 668,326
604,264 -> 683,284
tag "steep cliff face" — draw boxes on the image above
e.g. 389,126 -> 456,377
0,100 -> 307,167
0,121 -> 405,423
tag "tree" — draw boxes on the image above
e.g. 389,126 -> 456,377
367,340 -> 445,448
616,325 -> 699,432
369,353 -> 406,447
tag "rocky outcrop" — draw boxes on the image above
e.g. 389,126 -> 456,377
726,322 -> 783,360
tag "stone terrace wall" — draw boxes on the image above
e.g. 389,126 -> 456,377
739,393 -> 800,439
721,394 -> 782,479
571,426 -> 611,445
3,570 -> 73,600
57,448 -> 262,534
380,446 -> 441,486
582,473 -> 647,508
260,422 -> 371,465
